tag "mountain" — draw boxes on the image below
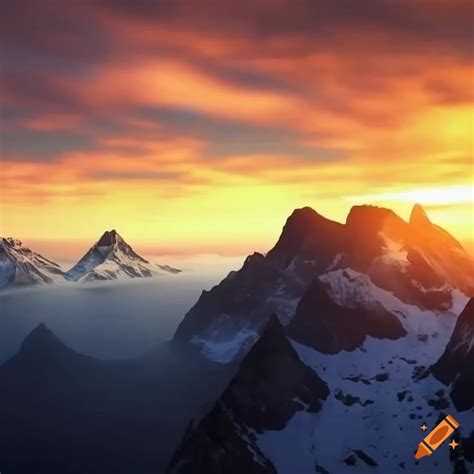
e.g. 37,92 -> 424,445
66,229 -> 180,282
0,231 -> 181,288
287,277 -> 407,354
173,204 -> 474,362
4,205 -> 474,473
168,203 -> 474,472
407,204 -> 474,297
432,298 -> 474,411
0,237 -> 65,288
170,298 -> 474,473
168,315 -> 329,474
0,324 -> 234,474
5,322 -> 98,370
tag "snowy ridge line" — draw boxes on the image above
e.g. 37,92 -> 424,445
0,232 -> 180,289
176,204 -> 474,364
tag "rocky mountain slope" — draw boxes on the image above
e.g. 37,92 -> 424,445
170,296 -> 474,473
0,237 -> 65,288
66,229 -> 180,282
4,204 -> 473,473
432,298 -> 474,411
0,231 -> 181,289
169,204 -> 474,473
173,204 -> 474,363
168,315 -> 329,474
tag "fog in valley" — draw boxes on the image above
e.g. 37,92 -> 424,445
0,255 -> 242,363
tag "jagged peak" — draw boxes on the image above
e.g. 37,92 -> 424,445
96,229 -> 122,247
241,314 -> 292,367
223,311 -> 330,431
261,313 -> 285,339
410,203 -> 431,226
243,252 -> 266,267
1,237 -> 23,248
288,206 -> 320,219
267,206 -> 342,265
346,204 -> 399,226
285,206 -> 331,227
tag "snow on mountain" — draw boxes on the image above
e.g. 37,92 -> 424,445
173,204 -> 474,363
287,271 -> 407,354
274,296 -> 474,473
170,293 -> 474,473
432,298 -> 474,411
66,229 -> 180,282
0,231 -> 181,289
168,315 -> 329,474
169,203 -> 474,472
0,237 -> 65,288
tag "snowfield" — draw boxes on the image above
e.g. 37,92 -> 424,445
253,278 -> 472,473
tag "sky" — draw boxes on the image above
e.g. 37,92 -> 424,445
1,0 -> 473,259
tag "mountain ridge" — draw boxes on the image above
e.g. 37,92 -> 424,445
0,237 -> 65,288
0,231 -> 180,288
168,315 -> 329,474
173,203 -> 474,362
170,283 -> 473,473
66,229 -> 181,282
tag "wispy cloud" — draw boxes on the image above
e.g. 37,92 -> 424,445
1,0 -> 472,252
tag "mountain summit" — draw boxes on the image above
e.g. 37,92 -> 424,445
168,315 -> 329,474
66,230 -> 180,282
14,323 -> 96,369
170,205 -> 474,474
96,229 -> 121,246
409,203 -> 431,226
173,204 -> 474,362
20,323 -> 65,354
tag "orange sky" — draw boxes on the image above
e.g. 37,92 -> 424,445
1,0 -> 473,259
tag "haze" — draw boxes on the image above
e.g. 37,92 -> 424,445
0,255 -> 241,363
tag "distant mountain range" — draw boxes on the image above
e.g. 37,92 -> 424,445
1,203 -> 473,473
0,230 -> 180,288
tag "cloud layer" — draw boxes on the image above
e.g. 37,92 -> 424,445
1,0 -> 473,254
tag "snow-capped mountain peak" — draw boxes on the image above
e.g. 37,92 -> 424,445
168,315 -> 329,474
173,204 -> 474,362
0,237 -> 65,288
66,230 -> 180,282
170,296 -> 474,473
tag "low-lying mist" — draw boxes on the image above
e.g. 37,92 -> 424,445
0,255 -> 242,363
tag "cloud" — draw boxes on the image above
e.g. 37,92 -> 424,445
1,0 -> 472,251
346,184 -> 473,206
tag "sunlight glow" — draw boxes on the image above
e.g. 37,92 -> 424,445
347,184 -> 474,206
